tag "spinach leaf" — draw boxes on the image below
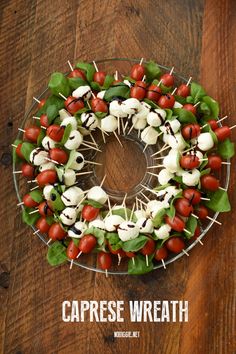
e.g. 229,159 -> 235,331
190,82 -> 206,103
48,72 -> 70,97
102,75 -> 114,89
217,138 -> 235,159
184,215 -> 197,238
47,241 -> 67,266
205,189 -> 231,212
29,190 -> 44,203
122,235 -> 148,252
37,129 -> 45,146
202,96 -> 219,118
46,104 -> 59,123
104,84 -> 130,101
37,95 -> 64,116
22,208 -> 40,225
75,62 -> 96,82
68,77 -> 87,90
173,108 -> 197,124
145,61 -> 161,82
12,139 -> 23,163
60,123 -> 72,145
106,232 -> 123,251
152,208 -> 166,227
90,81 -> 101,91
128,254 -> 154,275
21,142 -> 36,163
186,96 -> 194,104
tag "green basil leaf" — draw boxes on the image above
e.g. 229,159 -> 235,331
153,184 -> 171,191
46,216 -> 55,225
199,102 -> 211,116
104,84 -> 130,101
102,75 -> 115,89
166,205 -> 175,218
205,189 -> 231,212
30,190 -> 44,203
217,138 -> 235,159
186,96 -> 194,104
72,238 -> 80,246
37,95 -> 64,116
152,208 -> 166,227
184,215 -> 197,238
190,82 -> 206,103
74,107 -> 90,121
90,81 -> 101,91
95,112 -> 107,119
175,95 -> 186,105
12,139 -> 23,163
145,61 -> 161,82
84,226 -> 105,246
22,208 -> 40,225
173,108 -> 197,124
47,241 -> 67,266
200,168 -> 211,177
68,77 -> 87,90
49,188 -> 65,211
61,123 -> 72,145
105,232 -> 124,250
21,142 -> 36,163
75,62 -> 96,82
111,208 -> 136,222
83,199 -> 103,209
209,127 -> 218,145
65,150 -> 77,169
122,235 -> 148,252
202,96 -> 219,118
48,72 -> 70,97
165,109 -> 174,121
37,129 -> 46,146
143,98 -> 159,108
46,104 -> 58,121
128,254 -> 154,275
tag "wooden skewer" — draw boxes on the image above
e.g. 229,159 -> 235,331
67,60 -> 74,71
70,259 -> 74,269
33,116 -> 40,120
140,185 -> 157,197
33,97 -> 40,103
76,250 -> 83,259
139,58 -> 144,65
83,139 -> 97,146
192,213 -> 199,219
206,216 -> 222,225
196,237 -> 203,246
184,229 -> 191,235
47,239 -> 52,245
76,196 -> 87,209
182,249 -> 189,256
117,117 -> 120,135
100,174 -> 107,187
88,133 -> 98,147
118,253 -> 122,266
186,77 -> 192,86
30,186 -> 39,191
93,60 -> 99,72
18,128 -> 25,133
147,171 -> 159,178
33,229 -> 40,235
147,165 -> 164,169
146,254 -> 149,267
129,203 -> 136,221
107,195 -> 112,214
113,131 -> 123,147
97,126 -> 109,136
122,193 -> 128,221
105,269 -> 108,278
59,92 -> 67,100
140,191 -> 151,202
229,124 -> 236,130
221,162 -> 231,165
171,87 -> 177,95
13,170 -> 22,174
161,259 -> 166,269
194,101 -> 200,107
45,157 -> 60,165
142,75 -> 146,82
81,142 -> 102,152
76,171 -> 93,176
17,201 -> 24,206
151,144 -> 169,157
136,198 -> 147,206
169,66 -> 174,75
29,209 -> 39,215
121,119 -> 126,136
182,145 -> 197,154
84,160 -> 102,166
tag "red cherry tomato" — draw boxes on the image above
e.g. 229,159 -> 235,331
35,217 -> 51,234
66,240 -> 80,259
65,96 -> 84,114
36,169 -> 58,187
207,154 -> 222,170
38,201 -> 53,216
38,98 -> 46,109
183,188 -> 201,205
181,124 -> 200,139
46,125 -> 64,142
193,225 -> 201,240
130,64 -> 145,81
130,86 -> 146,100
125,251 -> 136,258
49,148 -> 68,164
108,243 -> 126,256
91,97 -> 108,113
195,205 -> 208,220
81,205 -> 100,221
160,73 -> 174,87
207,119 -> 218,131
21,163 -> 35,179
24,126 -> 41,143
16,143 -> 24,159
214,126 -> 231,141
140,239 -> 156,255
158,94 -> 175,109
23,193 -> 39,208
180,155 -> 200,169
135,81 -> 147,89
93,71 -> 106,86
48,223 -> 66,240
68,69 -> 86,80
200,174 -> 219,191
165,237 -> 185,253
40,114 -> 50,128
165,215 -> 185,232
176,84 -> 190,97
146,84 -> 162,103
174,198 -> 193,217
78,234 -> 97,254
97,251 -> 112,270
155,246 -> 168,261
183,103 -> 197,115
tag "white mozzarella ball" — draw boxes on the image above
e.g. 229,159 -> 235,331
154,224 -> 171,239
134,209 -> 147,219
147,111 -> 162,127
89,219 -> 105,230
69,152 -> 85,171
60,207 -> 77,226
132,116 -> 147,130
41,136 -> 56,151
146,200 -> 169,218
141,126 -> 159,145
160,119 -> 181,135
43,185 -> 54,200
63,169 -> 76,186
60,116 -> 77,130
81,112 -> 98,131
30,148 -> 49,166
100,115 -> 118,132
164,133 -> 186,151
39,162 -> 55,172
68,221 -> 87,238
72,85 -> 91,100
118,221 -> 140,241
163,149 -> 180,173
105,215 -> 125,232
59,109 -> 72,121
136,218 -> 154,233
135,102 -> 151,119
182,168 -> 201,186
123,79 -> 132,87
87,186 -> 108,204
61,186 -> 84,206
97,90 -> 106,99
197,132 -> 214,151
121,98 -> 141,115
158,168 -> 174,185
173,101 -> 183,108
195,150 -> 203,160
109,100 -> 127,118
64,130 -> 83,150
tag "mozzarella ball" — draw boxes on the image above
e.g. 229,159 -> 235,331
173,101 -> 183,108
60,116 -> 77,130
59,109 -> 72,121
147,111 -> 162,127
105,215 -> 125,232
122,98 -> 141,115
100,115 -> 118,132
160,119 -> 181,135
64,130 -> 83,150
89,219 -> 105,230
158,168 -> 174,185
97,90 -> 106,99
154,224 -> 171,239
136,218 -> 154,233
43,185 -> 54,200
163,133 -> 186,151
146,200 -> 169,218
30,148 -> 49,166
118,221 -> 140,241
134,209 -> 147,219
195,150 -> 204,160
123,79 -> 132,87
41,136 -> 56,151
60,207 -> 77,226
182,168 -> 201,186
141,126 -> 159,145
61,186 -> 84,206
197,132 -> 214,151
109,100 -> 127,118
69,152 -> 85,171
87,186 -> 108,204
39,162 -> 55,172
132,116 -> 147,130
68,221 -> 87,238
72,85 -> 91,100
64,169 -> 76,186
163,149 -> 180,173
135,102 -> 151,119
81,112 -> 98,131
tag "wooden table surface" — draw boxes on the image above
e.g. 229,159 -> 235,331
0,0 -> 235,353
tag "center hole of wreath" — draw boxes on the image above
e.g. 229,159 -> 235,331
95,135 -> 147,194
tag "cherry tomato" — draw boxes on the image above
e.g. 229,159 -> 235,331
207,119 -> 218,131
180,154 -> 200,169
181,123 -> 201,139
130,86 -> 146,100
91,97 -> 108,113
108,243 -> 126,256
93,71 -> 106,86
183,103 -> 196,115
165,215 -> 185,232
24,126 -> 41,143
140,238 -> 156,255
81,205 -> 100,221
135,81 -> 147,89
23,193 -> 39,208
66,240 -> 80,259
125,251 -> 136,258
38,201 -> 53,216
200,174 -> 219,191
49,148 -> 68,164
195,205 -> 208,220
146,84 -> 162,103
176,84 -> 190,97
48,223 -> 66,240
174,198 -> 193,217
130,64 -> 145,81
35,216 -> 51,234
38,98 -> 46,109
97,251 -> 112,270
214,126 -> 231,141
79,234 -> 97,254
158,94 -> 175,109
40,114 -> 50,128
21,163 -> 35,179
165,237 -> 185,253
154,246 -> 168,261
65,96 -> 84,114
16,143 -> 24,159
207,154 -> 222,170
46,125 -> 64,142
193,225 -> 201,240
36,169 -> 58,187
68,69 -> 86,80
160,73 -> 174,87
183,188 -> 201,205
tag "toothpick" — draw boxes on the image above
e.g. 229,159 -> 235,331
154,156 -> 165,160
30,186 -> 39,191
142,75 -> 146,82
113,131 -> 123,147
33,96 -> 40,103
170,66 -> 174,75
89,133 -> 98,147
132,257 -> 135,265
230,124 -> 236,130
117,117 -> 120,135
137,198 -> 147,206
201,197 -> 210,201
17,201 -> 24,206
75,171 -> 93,176
140,184 -> 157,197
115,70 -> 118,81
93,60 -> 99,72
76,196 -> 87,209
59,92 -> 67,100
11,144 -> 17,148
143,143 -> 149,152
121,119 -> 125,136
182,145 -> 197,154
70,259 -> 74,269
127,122 -> 135,135
97,126 -> 109,136
192,213 -> 199,219
84,160 -> 102,166
13,170 -> 22,174
105,269 -> 108,278
147,171 -> 159,178
206,216 -> 222,225
184,228 -> 191,235
221,162 -> 231,165
182,249 -> 189,256
161,259 -> 166,269
171,88 -> 177,95
147,165 -> 164,169
81,142 -> 102,152
217,115 -> 228,123
27,179 -> 37,183
76,250 -> 83,259
122,193 -> 128,221
45,157 -> 60,165
33,229 -> 40,235
129,203 -> 135,221
29,209 -> 38,215
140,191 -> 151,202
100,174 -> 107,187
33,116 -> 40,120
219,187 -> 227,191
151,144 -> 169,157
118,253 -> 122,266
139,58 -> 144,65
107,195 -> 112,214
47,238 -> 52,245
194,102 -> 201,107
186,77 -> 192,86
67,60 -> 74,71
196,237 -> 203,246
18,128 -> 25,133
146,254 -> 149,266
157,79 -> 163,87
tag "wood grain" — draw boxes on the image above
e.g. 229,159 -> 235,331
1,0 -> 235,353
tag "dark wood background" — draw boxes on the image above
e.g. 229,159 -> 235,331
0,0 -> 235,353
